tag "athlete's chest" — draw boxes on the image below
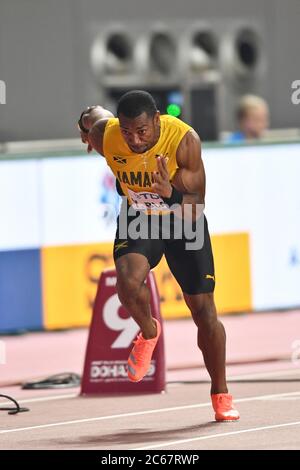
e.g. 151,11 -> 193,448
107,138 -> 177,182
110,154 -> 170,190
110,151 -> 170,173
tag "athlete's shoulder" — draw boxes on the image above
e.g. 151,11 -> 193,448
160,114 -> 187,125
103,117 -> 126,157
103,117 -> 122,141
105,117 -> 120,130
160,114 -> 192,131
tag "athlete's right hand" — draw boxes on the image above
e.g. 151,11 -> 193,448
79,129 -> 93,153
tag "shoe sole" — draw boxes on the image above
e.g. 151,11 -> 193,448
128,375 -> 143,383
215,417 -> 240,422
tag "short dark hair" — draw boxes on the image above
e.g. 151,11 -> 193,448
117,90 -> 158,119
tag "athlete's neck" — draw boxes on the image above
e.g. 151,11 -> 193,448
152,123 -> 161,148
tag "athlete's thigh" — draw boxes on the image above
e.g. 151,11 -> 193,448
164,214 -> 215,295
113,208 -> 164,270
115,252 -> 150,286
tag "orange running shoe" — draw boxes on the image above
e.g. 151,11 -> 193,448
211,393 -> 240,422
127,318 -> 161,382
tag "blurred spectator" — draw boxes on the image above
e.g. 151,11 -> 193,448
227,95 -> 270,143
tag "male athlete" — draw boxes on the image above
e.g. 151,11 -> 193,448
78,90 -> 239,421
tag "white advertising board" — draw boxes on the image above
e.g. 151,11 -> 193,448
1,142 -> 300,310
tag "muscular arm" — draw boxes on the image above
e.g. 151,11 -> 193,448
172,129 -> 206,205
88,118 -> 110,155
152,129 -> 205,220
78,106 -> 114,155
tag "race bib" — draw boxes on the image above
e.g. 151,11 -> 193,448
127,189 -> 170,212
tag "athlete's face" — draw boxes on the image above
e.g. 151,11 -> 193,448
119,111 -> 160,154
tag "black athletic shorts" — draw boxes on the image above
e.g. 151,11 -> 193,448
113,202 -> 215,295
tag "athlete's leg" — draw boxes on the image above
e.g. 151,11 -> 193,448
115,253 -> 157,339
183,292 -> 227,395
165,215 -> 227,393
113,207 -> 164,382
116,251 -> 163,382
183,291 -> 239,420
114,204 -> 164,339
165,215 -> 239,419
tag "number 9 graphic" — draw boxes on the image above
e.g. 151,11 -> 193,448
103,294 -> 140,348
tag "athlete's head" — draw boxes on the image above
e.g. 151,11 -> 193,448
117,90 -> 160,153
236,95 -> 269,139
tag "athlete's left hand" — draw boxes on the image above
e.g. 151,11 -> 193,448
152,156 -> 172,198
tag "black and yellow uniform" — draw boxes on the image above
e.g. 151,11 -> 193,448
103,114 -> 190,200
103,115 -> 215,295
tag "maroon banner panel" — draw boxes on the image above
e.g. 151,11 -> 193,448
81,268 -> 166,395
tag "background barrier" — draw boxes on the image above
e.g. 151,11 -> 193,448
0,140 -> 299,332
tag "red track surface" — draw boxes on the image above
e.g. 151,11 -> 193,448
0,311 -> 300,449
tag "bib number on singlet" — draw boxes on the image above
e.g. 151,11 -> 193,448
127,189 -> 169,212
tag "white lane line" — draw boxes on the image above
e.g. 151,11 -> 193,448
266,396 -> 300,401
0,393 -> 77,407
134,421 -> 300,450
168,368 -> 300,387
227,367 -> 300,381
0,391 -> 299,435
